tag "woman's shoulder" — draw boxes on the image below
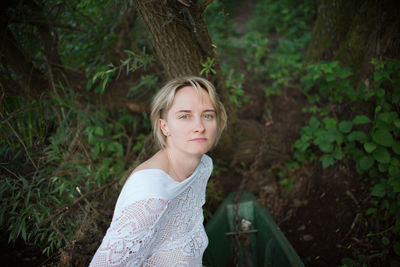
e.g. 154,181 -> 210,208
115,169 -> 171,210
117,152 -> 171,204
133,150 -> 168,174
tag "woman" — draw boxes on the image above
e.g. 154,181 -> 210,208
90,76 -> 227,266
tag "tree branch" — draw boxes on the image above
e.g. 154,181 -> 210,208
38,179 -> 118,227
10,19 -> 88,33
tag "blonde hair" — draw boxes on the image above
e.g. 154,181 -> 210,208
150,76 -> 227,149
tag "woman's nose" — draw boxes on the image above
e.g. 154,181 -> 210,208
193,118 -> 205,132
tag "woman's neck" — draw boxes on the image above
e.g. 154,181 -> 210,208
164,148 -> 202,182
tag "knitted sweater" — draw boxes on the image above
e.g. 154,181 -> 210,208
89,154 -> 212,267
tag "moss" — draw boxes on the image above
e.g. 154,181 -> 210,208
335,2 -> 375,84
305,0 -> 360,63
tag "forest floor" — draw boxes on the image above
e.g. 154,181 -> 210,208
209,1 -> 375,266
2,1 -> 394,267
214,79 -> 371,267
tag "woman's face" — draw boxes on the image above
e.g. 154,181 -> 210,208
160,86 -> 217,156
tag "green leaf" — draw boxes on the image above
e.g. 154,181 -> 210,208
341,258 -> 355,265
332,147 -> 343,160
319,142 -> 333,153
352,115 -> 371,125
94,126 -> 104,136
338,121 -> 353,133
323,117 -> 337,129
394,242 -> 400,256
394,119 -> 400,129
337,66 -> 352,79
363,142 -> 377,153
371,184 -> 386,197
389,165 -> 400,177
372,129 -> 393,147
378,163 -> 389,172
373,147 -> 391,163
393,142 -> 400,155
381,236 -> 390,246
377,112 -> 393,124
388,177 -> 400,193
359,156 -> 374,171
309,117 -> 320,130
366,207 -> 377,215
301,126 -> 313,136
347,131 -> 368,142
320,154 -> 335,168
376,88 -> 385,98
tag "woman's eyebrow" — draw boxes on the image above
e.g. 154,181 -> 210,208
175,110 -> 192,113
175,109 -> 215,114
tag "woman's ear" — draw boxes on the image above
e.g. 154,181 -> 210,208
159,118 -> 169,136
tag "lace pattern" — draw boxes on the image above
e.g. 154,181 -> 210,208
90,155 -> 212,267
90,198 -> 168,267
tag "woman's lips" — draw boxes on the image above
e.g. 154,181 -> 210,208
190,138 -> 207,142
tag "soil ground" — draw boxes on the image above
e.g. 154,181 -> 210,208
216,80 -> 372,267
211,1 -> 384,266
2,1 -> 396,266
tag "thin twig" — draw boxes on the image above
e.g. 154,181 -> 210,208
51,221 -> 71,245
76,186 -> 100,216
341,213 -> 361,242
32,59 -> 83,75
346,190 -> 360,210
0,165 -> 20,179
341,190 -> 362,241
367,251 -> 387,261
39,179 -> 118,227
4,120 -> 38,171
10,19 -> 88,33
0,101 -> 37,124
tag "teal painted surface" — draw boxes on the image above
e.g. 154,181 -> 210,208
203,191 -> 304,267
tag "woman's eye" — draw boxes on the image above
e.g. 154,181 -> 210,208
180,114 -> 189,119
204,114 -> 214,119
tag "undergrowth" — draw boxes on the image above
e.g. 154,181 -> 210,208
0,86 -> 151,256
207,0 -> 399,265
294,59 -> 400,264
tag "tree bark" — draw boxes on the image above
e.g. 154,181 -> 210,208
306,0 -> 400,82
0,23 -> 47,97
134,0 -> 235,119
26,1 -> 62,67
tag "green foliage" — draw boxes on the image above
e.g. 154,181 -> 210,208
301,61 -> 356,103
86,50 -> 155,94
204,180 -> 224,221
339,255 -> 367,267
0,88 -> 149,255
204,158 -> 228,220
293,58 -> 400,257
248,0 -> 317,39
127,75 -> 158,98
204,0 -> 242,66
200,57 -> 217,77
225,69 -> 249,108
203,0 -> 237,48
56,0 -> 143,69
205,0 -> 317,99
243,0 -> 316,97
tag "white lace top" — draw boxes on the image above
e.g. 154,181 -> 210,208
89,154 -> 212,267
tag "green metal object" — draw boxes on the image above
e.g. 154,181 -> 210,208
203,191 -> 304,267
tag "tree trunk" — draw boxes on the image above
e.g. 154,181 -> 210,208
134,0 -> 235,119
0,23 -> 48,97
306,0 -> 400,82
